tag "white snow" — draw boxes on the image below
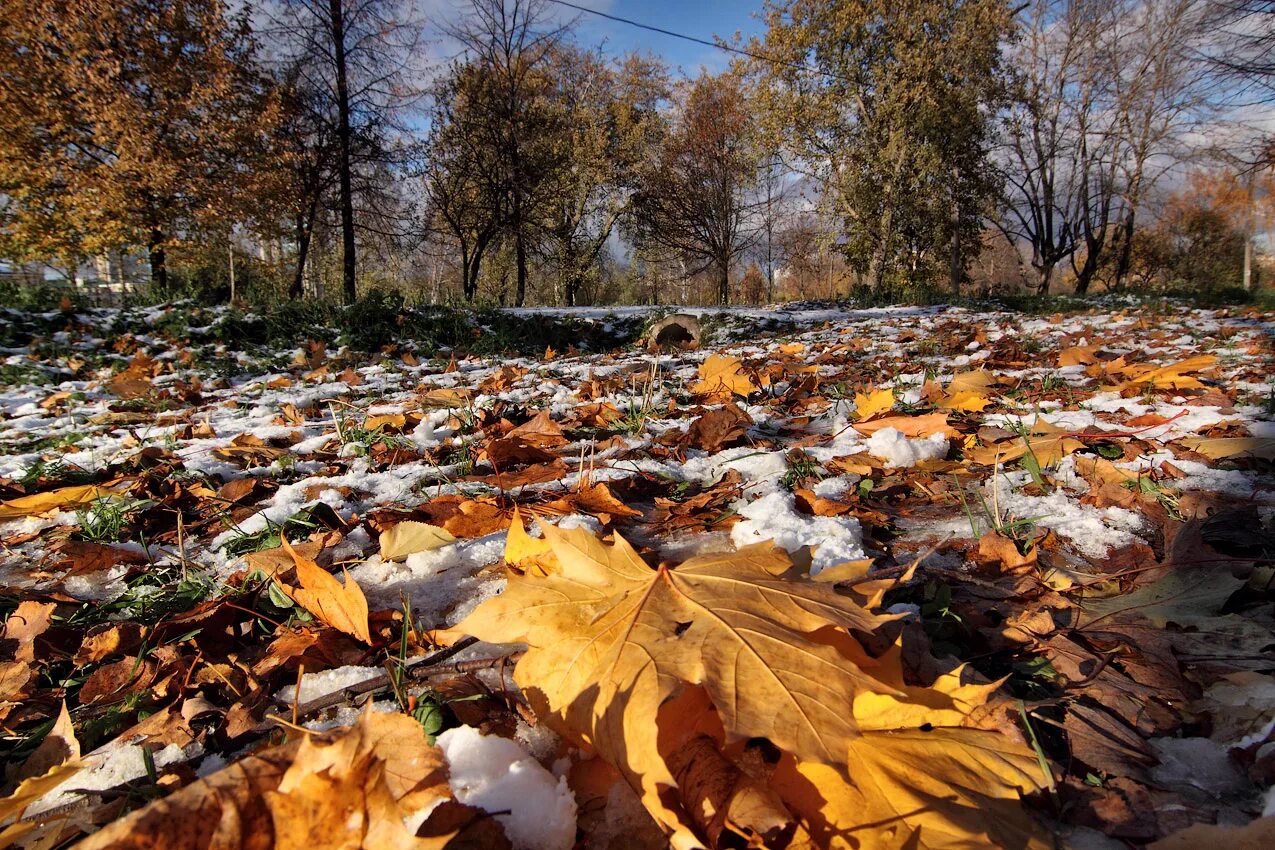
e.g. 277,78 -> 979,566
865,427 -> 949,468
437,725 -> 577,850
730,490 -> 867,575
273,664 -> 383,705
25,741 -> 194,817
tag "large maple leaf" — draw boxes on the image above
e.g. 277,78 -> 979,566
455,523 -> 1048,849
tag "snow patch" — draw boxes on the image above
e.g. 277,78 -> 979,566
865,427 -> 949,468
437,726 -> 577,850
730,490 -> 867,575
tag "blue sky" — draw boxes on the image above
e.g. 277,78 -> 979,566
564,0 -> 769,74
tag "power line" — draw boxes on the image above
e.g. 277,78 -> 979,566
543,0 -> 846,82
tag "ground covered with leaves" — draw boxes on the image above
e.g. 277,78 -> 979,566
1,299 -> 1273,850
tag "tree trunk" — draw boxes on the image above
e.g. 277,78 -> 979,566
717,257 -> 730,306
1112,209 -> 1136,291
1035,261 -> 1054,297
1243,172 -> 1255,291
514,229 -> 527,307
148,229 -> 167,292
291,213 -> 311,299
329,0 -> 357,305
949,168 -> 961,295
1073,242 -> 1101,295
461,253 -> 473,302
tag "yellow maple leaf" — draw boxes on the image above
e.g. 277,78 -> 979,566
455,523 -> 900,845
378,521 -> 456,562
968,419 -> 1083,467
691,354 -> 757,397
0,761 -> 82,847
503,506 -> 557,576
1057,345 -> 1100,367
946,371 -> 996,396
852,387 -> 895,421
1110,354 -> 1218,390
938,390 -> 992,412
455,523 -> 1043,849
1178,436 -> 1275,461
279,536 -> 372,645
0,485 -> 119,520
779,729 -> 1048,850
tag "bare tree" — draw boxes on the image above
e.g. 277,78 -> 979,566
1107,0 -> 1216,290
271,0 -> 422,303
998,0 -> 1119,295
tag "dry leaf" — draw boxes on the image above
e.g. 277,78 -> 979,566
3,601 -> 55,663
72,710 -> 455,850
379,521 -> 457,562
691,355 -> 756,397
1111,354 -> 1218,390
938,390 -> 993,413
777,728 -> 1048,850
278,536 -> 372,644
853,412 -> 958,439
969,419 -> 1083,466
0,761 -> 82,849
946,371 -> 996,395
1149,816 -> 1275,849
14,700 -> 80,782
852,387 -> 894,421
455,521 -> 906,845
0,485 -> 118,519
503,507 -> 557,576
1178,436 -> 1275,461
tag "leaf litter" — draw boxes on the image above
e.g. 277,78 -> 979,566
0,300 -> 1272,849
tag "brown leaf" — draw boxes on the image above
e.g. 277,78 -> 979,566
277,536 -> 372,645
507,409 -> 568,448
1150,816 -> 1275,848
73,710 -> 455,850
14,700 -> 80,782
74,622 -> 146,666
976,531 -> 1038,573
3,601 -> 55,663
683,403 -> 753,452
480,436 -> 558,468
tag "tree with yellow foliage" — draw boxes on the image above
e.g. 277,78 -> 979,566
0,0 -> 274,289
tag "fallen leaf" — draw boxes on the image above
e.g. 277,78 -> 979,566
691,355 -> 757,397
72,710 -> 455,850
278,536 -> 372,645
683,403 -> 752,452
1178,436 -> 1275,461
454,521 -> 957,846
0,485 -> 118,519
852,387 -> 894,421
13,700 -> 79,782
776,728 -> 1048,850
503,508 -> 557,576
1111,354 -> 1218,390
1149,817 -> 1275,850
938,390 -> 993,413
3,601 -> 55,663
0,761 -> 82,848
854,412 -> 958,439
969,419 -> 1084,467
379,521 -> 457,562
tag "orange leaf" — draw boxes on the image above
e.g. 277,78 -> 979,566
279,536 -> 372,645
